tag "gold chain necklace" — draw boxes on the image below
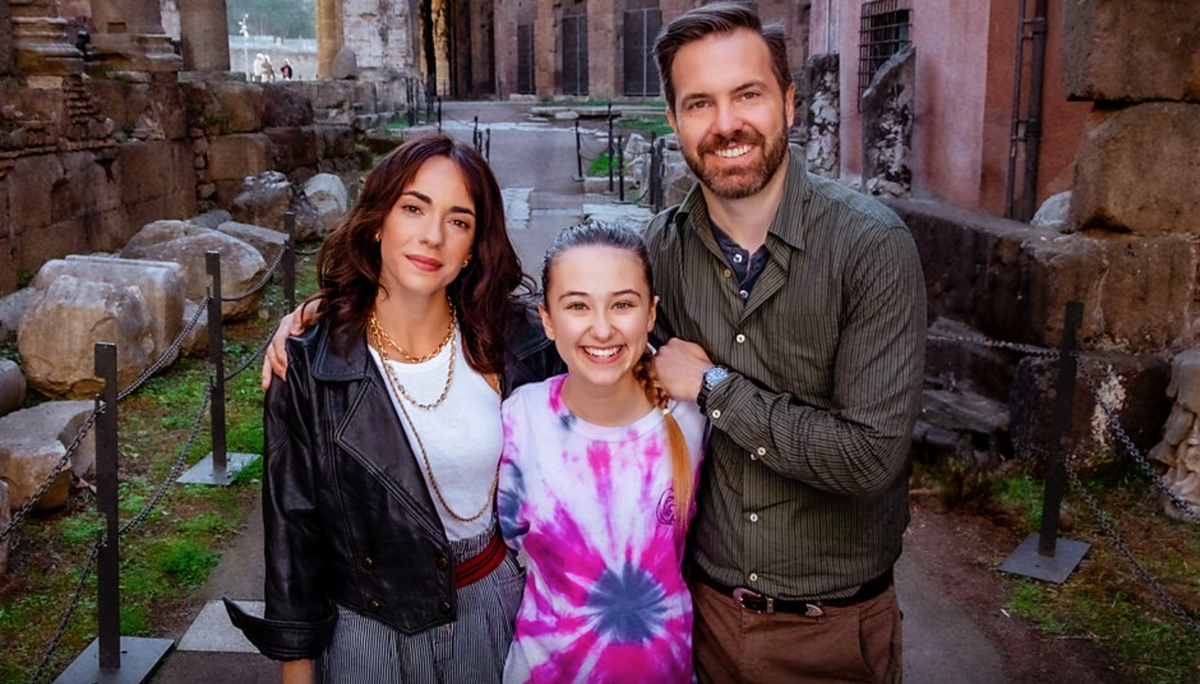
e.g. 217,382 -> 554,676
372,325 -> 498,523
368,312 -> 456,411
368,300 -> 457,364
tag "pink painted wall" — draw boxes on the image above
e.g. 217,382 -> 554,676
811,0 -> 1089,217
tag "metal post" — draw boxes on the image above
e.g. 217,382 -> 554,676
1039,301 -> 1083,556
437,96 -> 443,132
206,251 -> 227,479
407,81 -> 416,127
95,342 -> 120,670
575,119 -> 583,180
998,300 -> 1091,583
617,135 -> 625,202
283,211 -> 296,312
607,109 -> 614,193
473,116 -> 480,151
650,135 -> 662,212
485,129 -> 491,163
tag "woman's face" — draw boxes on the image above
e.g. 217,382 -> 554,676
539,245 -> 657,392
377,155 -> 476,302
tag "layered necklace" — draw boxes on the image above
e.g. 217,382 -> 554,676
369,300 -> 498,523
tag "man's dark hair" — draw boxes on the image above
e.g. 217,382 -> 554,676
653,2 -> 792,111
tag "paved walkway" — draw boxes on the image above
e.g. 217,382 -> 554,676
148,102 -> 1011,684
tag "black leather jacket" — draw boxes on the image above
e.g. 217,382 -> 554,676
226,309 -> 562,661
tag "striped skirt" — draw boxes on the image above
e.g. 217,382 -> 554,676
317,527 -> 526,684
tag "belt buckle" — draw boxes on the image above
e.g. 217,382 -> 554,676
732,587 -> 774,614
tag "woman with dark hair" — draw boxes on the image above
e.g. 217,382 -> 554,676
226,133 -> 561,684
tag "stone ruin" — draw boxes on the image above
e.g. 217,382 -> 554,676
1150,349 -> 1200,521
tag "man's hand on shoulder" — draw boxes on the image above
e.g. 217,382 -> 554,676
653,338 -> 712,403
260,301 -> 321,390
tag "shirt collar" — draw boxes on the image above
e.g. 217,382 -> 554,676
673,144 -> 810,252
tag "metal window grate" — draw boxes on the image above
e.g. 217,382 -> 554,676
562,7 -> 589,96
858,0 -> 911,106
517,23 -> 535,95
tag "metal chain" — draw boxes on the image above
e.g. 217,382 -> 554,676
220,246 -> 287,303
1064,455 -> 1200,639
294,246 -> 321,258
118,384 -> 213,537
0,408 -> 100,546
222,327 -> 275,383
927,332 -> 1060,358
28,541 -> 100,684
117,295 -> 211,402
1078,362 -> 1200,526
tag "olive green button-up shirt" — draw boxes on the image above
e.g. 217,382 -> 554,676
644,146 -> 926,600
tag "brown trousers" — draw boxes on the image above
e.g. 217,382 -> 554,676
690,578 -> 903,684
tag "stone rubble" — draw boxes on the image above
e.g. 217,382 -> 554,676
1150,348 -> 1200,520
0,400 -> 96,511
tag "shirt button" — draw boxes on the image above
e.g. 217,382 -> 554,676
366,599 -> 381,613
733,253 -> 744,264
711,409 -> 721,419
757,447 -> 766,456
749,452 -> 758,461
749,572 -> 759,583
749,513 -> 759,523
723,268 -> 732,278
735,333 -> 746,344
739,289 -> 748,299
361,557 -> 375,570
439,601 -> 452,615
436,556 -> 449,570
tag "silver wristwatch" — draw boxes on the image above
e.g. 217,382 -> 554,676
698,365 -> 730,409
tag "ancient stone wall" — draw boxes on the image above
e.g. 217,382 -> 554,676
1,0 -> 13,75
805,53 -> 838,177
341,0 -> 420,103
861,44 -> 913,198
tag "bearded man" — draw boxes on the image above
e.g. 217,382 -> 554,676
647,4 -> 927,683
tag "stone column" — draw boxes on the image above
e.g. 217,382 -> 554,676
10,0 -> 83,79
88,0 -> 181,73
178,0 -> 230,72
316,0 -> 339,78
1,0 -> 13,74
587,0 -> 617,99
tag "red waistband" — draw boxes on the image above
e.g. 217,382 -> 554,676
455,531 -> 507,589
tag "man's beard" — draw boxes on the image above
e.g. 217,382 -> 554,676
682,122 -> 789,200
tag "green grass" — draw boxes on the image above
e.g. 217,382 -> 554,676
992,472 -> 1044,530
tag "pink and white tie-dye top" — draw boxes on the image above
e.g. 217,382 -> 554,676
498,374 -> 706,684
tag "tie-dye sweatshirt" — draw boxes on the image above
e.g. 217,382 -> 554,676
498,374 -> 706,684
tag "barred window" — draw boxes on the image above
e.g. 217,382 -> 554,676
858,0 -> 911,107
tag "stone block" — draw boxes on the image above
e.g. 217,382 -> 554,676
120,226 -> 268,320
1009,352 -> 1171,473
0,288 -> 34,344
191,209 -> 233,229
319,124 -> 357,159
207,81 -> 266,134
1062,0 -> 1200,103
304,173 -> 348,235
0,359 -> 25,418
6,153 -> 61,242
0,400 -> 96,510
18,276 -> 154,399
0,235 -> 17,298
208,133 -> 272,182
217,220 -> 288,263
231,171 -> 321,241
805,52 -> 840,178
114,140 -> 197,236
887,199 -> 1200,354
1071,103 -> 1200,236
37,256 -> 186,367
1031,190 -> 1072,231
263,84 -> 315,127
265,126 -> 320,174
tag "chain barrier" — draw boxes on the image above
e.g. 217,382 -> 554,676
220,246 -> 287,303
1063,455 -> 1200,640
294,245 -> 321,258
222,328 -> 276,384
927,332 -> 1060,358
1078,363 -> 1200,526
118,384 -> 213,537
116,295 -> 211,403
28,542 -> 100,684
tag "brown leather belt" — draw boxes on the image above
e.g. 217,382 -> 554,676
694,563 -> 893,617
455,531 -> 507,589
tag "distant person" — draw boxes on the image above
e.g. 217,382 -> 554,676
259,53 -> 276,82
280,59 -> 294,80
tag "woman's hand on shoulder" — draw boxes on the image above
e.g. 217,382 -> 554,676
260,301 -> 322,390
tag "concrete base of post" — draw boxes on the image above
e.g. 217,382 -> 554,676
176,452 -> 258,486
52,636 -> 174,684
998,533 -> 1091,584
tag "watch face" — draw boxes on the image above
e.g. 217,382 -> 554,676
705,366 -> 729,389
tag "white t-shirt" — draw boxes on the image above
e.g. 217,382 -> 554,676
368,329 -> 502,541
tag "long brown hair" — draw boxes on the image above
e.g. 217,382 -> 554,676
309,133 -> 529,375
541,222 -> 695,531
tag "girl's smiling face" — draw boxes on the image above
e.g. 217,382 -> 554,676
539,245 -> 657,396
